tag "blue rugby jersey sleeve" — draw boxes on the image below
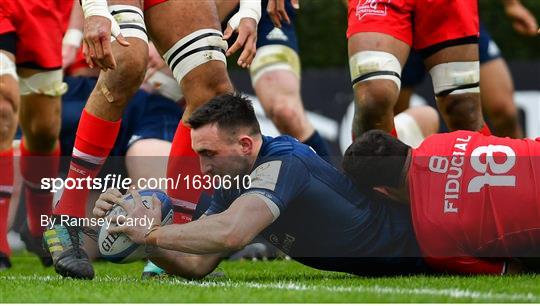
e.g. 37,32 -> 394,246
242,155 -> 309,219
204,190 -> 228,216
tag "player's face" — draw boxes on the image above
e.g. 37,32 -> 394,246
191,124 -> 252,178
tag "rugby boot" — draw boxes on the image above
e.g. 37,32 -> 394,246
0,252 -> 11,271
44,223 -> 94,279
20,221 -> 52,267
141,260 -> 165,279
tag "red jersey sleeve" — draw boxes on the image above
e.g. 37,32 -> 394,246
426,257 -> 506,275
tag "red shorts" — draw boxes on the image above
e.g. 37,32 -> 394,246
347,0 -> 479,52
0,0 -> 73,70
144,0 -> 168,11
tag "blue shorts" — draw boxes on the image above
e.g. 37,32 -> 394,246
256,0 -> 299,51
402,24 -> 501,87
478,24 -> 501,64
61,77 -> 183,156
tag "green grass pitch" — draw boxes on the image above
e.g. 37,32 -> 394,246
1,253 -> 539,303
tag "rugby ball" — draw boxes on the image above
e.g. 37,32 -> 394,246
98,189 -> 173,263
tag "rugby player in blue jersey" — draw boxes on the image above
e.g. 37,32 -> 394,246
95,93 -> 432,278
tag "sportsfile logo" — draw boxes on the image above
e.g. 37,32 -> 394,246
355,0 -> 391,20
40,173 -> 252,193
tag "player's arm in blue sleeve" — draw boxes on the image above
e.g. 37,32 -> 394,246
149,190 -> 275,279
204,189 -> 228,216
148,193 -> 276,263
241,155 -> 309,220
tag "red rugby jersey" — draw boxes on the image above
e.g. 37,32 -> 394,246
409,131 -> 540,274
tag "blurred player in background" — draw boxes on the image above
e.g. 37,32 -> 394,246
45,0 -> 260,279
347,0 -> 488,138
248,0 -> 331,162
343,130 -> 540,275
0,0 -> 79,270
397,1 -> 538,138
217,0 -> 331,162
61,44 -> 183,177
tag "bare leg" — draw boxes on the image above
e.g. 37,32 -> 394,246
480,58 -> 523,138
17,68 -> 62,254
0,50 -> 18,260
17,68 -> 61,152
54,0 -> 148,218
146,0 -> 233,224
255,70 -> 313,141
394,87 -> 414,115
424,44 -> 485,132
348,32 -> 410,137
0,52 -> 19,152
125,139 -> 171,184
46,0 -> 149,280
402,106 -> 440,138
146,0 -> 233,119
394,106 -> 439,148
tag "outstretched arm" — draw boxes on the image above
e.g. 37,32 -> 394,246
145,194 -> 275,253
99,190 -> 275,278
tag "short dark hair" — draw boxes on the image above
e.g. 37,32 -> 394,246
342,130 -> 411,189
188,93 -> 261,136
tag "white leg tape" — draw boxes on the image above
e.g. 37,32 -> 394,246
250,44 -> 300,86
109,5 -> 148,43
163,29 -> 228,84
429,61 -> 480,97
0,52 -> 18,81
349,51 -> 401,89
394,112 -> 425,149
145,70 -> 184,101
19,69 -> 68,96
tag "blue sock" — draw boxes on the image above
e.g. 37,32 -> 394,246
303,131 -> 331,163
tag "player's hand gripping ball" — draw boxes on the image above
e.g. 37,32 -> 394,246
97,189 -> 173,263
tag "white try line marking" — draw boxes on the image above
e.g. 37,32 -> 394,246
1,275 -> 537,302
169,279 -> 539,302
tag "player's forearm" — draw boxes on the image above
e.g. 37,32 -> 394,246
149,248 -> 222,279
63,0 -> 84,47
148,214 -> 246,254
69,0 -> 84,31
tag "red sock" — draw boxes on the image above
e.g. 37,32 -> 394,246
479,123 -> 492,136
20,141 -> 60,237
53,109 -> 121,218
0,149 -> 13,256
167,122 -> 203,224
390,127 -> 398,138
